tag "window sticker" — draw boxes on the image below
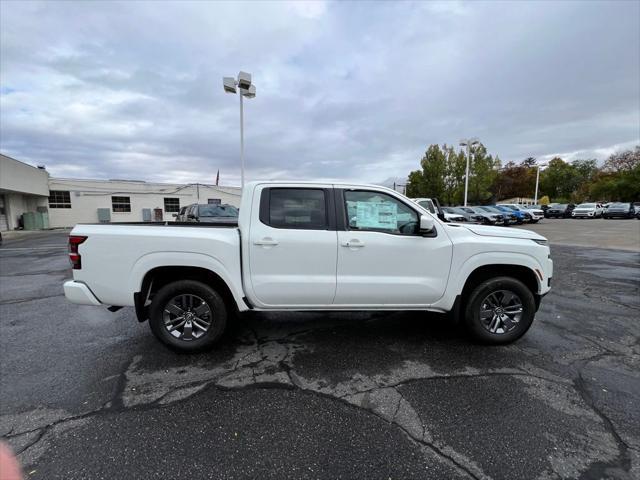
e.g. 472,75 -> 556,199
355,201 -> 398,230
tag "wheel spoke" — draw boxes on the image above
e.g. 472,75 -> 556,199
165,303 -> 184,317
165,315 -> 185,326
480,308 -> 493,320
192,318 -> 209,331
182,322 -> 193,340
168,319 -> 186,332
500,291 -> 516,306
193,302 -> 209,316
488,315 -> 500,333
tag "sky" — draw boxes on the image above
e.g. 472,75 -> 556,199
1,0 -> 639,186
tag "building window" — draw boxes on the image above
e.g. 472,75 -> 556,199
48,191 -> 71,208
111,196 -> 131,213
164,197 -> 180,213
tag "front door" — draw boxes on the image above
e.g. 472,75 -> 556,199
334,189 -> 453,307
248,186 -> 337,307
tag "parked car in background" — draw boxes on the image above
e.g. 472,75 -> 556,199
474,206 -> 510,226
444,207 -> 483,223
441,207 -> 467,222
603,202 -> 636,219
458,206 -> 503,225
174,206 -> 188,222
411,198 -> 437,214
546,204 -> 575,218
522,205 -> 545,222
494,205 -> 527,224
498,204 -> 542,223
183,203 -> 239,224
572,203 -> 604,218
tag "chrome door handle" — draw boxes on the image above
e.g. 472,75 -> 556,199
341,239 -> 365,248
254,237 -> 279,246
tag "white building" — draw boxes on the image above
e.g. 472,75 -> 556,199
0,154 -> 50,230
0,154 -> 242,230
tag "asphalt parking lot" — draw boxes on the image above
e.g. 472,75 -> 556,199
1,220 -> 639,479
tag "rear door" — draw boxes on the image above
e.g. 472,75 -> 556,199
247,185 -> 338,307
334,188 -> 453,306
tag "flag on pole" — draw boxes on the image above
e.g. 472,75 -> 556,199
215,170 -> 219,186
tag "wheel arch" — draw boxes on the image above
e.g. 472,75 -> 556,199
460,264 -> 540,311
134,264 -> 244,322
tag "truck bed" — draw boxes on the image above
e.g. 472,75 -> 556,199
70,223 -> 243,307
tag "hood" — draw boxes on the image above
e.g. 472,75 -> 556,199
462,224 -> 546,241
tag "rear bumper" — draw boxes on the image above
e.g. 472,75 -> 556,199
64,280 -> 101,306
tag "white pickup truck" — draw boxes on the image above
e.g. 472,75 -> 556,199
64,181 -> 553,351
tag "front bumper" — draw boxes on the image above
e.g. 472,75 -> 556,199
64,280 -> 101,305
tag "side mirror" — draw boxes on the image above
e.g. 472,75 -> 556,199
420,215 -> 435,233
187,214 -> 196,219
172,213 -> 178,218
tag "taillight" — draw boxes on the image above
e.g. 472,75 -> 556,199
69,235 -> 87,270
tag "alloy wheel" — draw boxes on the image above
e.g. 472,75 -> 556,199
162,294 -> 212,341
479,290 -> 524,334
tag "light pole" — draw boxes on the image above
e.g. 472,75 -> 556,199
459,138 -> 479,206
533,162 -> 548,204
223,72 -> 256,188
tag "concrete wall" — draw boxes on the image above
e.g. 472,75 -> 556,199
2,192 -> 48,230
47,178 -> 242,228
0,154 -> 49,196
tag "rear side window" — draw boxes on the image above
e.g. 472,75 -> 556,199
264,188 -> 328,229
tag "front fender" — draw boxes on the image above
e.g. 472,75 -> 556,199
453,251 -> 544,295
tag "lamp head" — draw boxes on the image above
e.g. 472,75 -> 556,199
237,71 -> 252,90
223,77 -> 237,94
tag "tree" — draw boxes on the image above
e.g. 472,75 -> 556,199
491,159 -> 536,201
538,157 -> 581,201
467,143 -> 498,204
406,144 -> 447,198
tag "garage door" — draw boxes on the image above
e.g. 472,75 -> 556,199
0,195 -> 8,231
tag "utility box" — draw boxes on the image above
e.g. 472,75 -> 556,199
22,212 -> 36,230
142,209 -> 152,222
97,208 -> 111,223
34,212 -> 49,229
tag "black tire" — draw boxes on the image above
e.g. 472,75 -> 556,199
149,280 -> 227,352
463,276 -> 536,345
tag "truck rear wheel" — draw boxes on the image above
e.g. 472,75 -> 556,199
149,280 -> 227,352
463,276 -> 535,344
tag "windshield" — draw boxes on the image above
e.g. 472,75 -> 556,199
443,207 -> 456,214
502,205 -> 519,211
610,203 -> 628,208
577,203 -> 596,208
198,204 -> 239,217
554,204 -> 568,208
477,207 -> 494,213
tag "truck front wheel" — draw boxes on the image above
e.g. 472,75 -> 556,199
463,276 -> 535,344
149,280 -> 227,352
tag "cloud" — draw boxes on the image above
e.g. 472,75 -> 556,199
1,0 -> 638,186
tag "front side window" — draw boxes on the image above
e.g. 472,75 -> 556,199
112,196 -> 131,213
268,188 -> 327,229
48,190 -> 71,208
344,190 -> 418,235
164,197 -> 180,213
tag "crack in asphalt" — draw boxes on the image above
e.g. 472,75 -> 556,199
0,293 -> 65,305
